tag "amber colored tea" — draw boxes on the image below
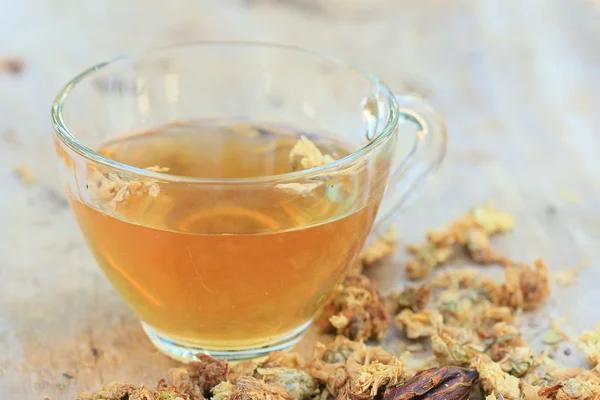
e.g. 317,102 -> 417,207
69,121 -> 383,349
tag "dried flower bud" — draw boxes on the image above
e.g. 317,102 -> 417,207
256,367 -> 315,400
392,284 -> 431,313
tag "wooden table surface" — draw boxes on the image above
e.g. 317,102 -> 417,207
2,0 -> 600,398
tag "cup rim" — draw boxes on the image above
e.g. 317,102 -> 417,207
51,40 -> 399,184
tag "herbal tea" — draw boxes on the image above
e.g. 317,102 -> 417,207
69,121 -> 386,349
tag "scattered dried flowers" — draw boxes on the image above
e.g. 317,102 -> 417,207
77,202 -> 600,400
405,204 -> 515,279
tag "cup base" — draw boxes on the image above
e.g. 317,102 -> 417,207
141,321 -> 310,362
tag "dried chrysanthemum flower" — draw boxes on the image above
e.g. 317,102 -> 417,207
258,351 -> 305,369
228,361 -> 257,383
491,321 -> 523,339
87,166 -> 166,208
154,390 -> 191,400
435,297 -> 469,327
167,369 -> 203,400
317,274 -> 390,341
256,367 -> 315,400
215,377 -> 289,400
358,226 -> 398,268
496,346 -> 535,378
153,383 -> 193,400
275,135 -> 336,194
390,283 -> 431,313
405,204 -> 515,280
543,378 -> 598,400
394,309 -> 443,339
211,381 -> 235,400
479,302 -> 513,328
471,204 -> 516,234
351,361 -> 403,399
483,305 -> 514,332
78,382 -> 191,400
190,354 -> 229,392
317,339 -> 360,365
307,337 -> 401,399
405,242 -> 454,280
433,272 -> 504,321
433,279 -> 511,332
530,352 -> 575,388
131,386 -> 174,400
494,258 -> 550,311
473,275 -> 504,299
431,326 -> 484,367
167,354 -> 228,399
474,355 -> 521,400
308,351 -> 354,397
307,338 -> 362,395
77,382 -> 139,400
578,323 -> 600,372
484,322 -> 527,362
539,364 -> 600,385
289,135 -> 335,170
431,269 -> 480,289
538,378 -> 599,400
464,227 -> 510,266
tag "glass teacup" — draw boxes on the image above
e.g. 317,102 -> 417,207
52,42 -> 446,361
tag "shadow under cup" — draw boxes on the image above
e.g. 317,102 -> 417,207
52,42 -> 446,361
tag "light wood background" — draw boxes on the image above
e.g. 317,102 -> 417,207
1,0 -> 600,398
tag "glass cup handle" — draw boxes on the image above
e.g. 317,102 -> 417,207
371,94 -> 448,236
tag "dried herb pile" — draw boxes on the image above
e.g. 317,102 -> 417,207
77,204 -> 600,400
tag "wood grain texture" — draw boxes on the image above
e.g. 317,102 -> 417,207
1,0 -> 600,398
